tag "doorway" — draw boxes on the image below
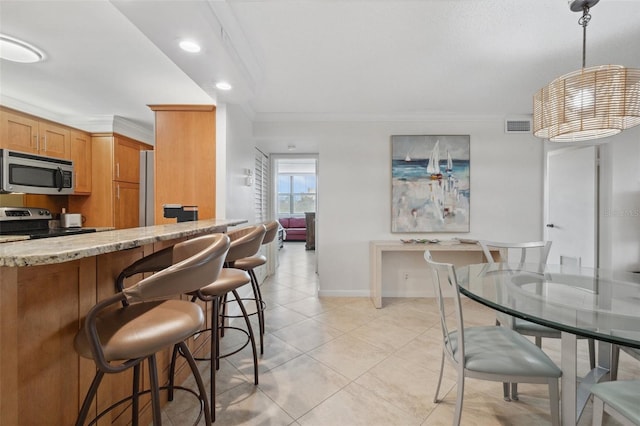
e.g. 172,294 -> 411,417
544,145 -> 598,267
271,155 -> 319,271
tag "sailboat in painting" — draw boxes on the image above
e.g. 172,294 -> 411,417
404,146 -> 414,162
427,140 -> 443,180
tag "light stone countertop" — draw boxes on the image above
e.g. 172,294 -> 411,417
0,219 -> 246,267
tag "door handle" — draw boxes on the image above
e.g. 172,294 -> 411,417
546,224 -> 555,228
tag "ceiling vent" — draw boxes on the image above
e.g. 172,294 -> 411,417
505,117 -> 532,133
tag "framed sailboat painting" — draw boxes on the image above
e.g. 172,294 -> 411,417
391,135 -> 470,233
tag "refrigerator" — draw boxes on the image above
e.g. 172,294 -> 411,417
139,150 -> 154,226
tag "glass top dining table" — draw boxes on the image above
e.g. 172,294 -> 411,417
456,262 -> 640,425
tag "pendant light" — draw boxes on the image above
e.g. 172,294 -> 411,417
533,0 -> 640,142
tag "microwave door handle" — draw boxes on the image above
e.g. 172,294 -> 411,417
55,167 -> 63,192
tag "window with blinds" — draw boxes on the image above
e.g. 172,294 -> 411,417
254,149 -> 269,222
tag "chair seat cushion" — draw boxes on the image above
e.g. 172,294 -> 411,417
196,268 -> 251,298
448,326 -> 562,378
591,380 -> 640,423
234,255 -> 267,270
74,300 -> 204,361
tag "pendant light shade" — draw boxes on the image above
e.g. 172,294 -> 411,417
533,65 -> 640,142
532,0 -> 640,142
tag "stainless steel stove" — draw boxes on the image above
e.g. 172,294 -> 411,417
0,207 -> 96,239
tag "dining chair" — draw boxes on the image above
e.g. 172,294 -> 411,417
424,251 -> 562,426
478,240 -> 595,401
591,380 -> 640,426
609,330 -> 640,381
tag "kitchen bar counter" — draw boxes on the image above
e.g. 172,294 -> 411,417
0,218 -> 246,425
0,219 -> 245,266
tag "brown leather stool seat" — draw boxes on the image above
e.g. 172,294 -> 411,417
74,233 -> 230,426
226,220 -> 277,354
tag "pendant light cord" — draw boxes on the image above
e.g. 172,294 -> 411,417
579,5 -> 592,68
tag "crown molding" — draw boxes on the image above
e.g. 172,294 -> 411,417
251,111 -> 508,123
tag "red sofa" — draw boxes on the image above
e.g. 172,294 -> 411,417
278,217 -> 307,241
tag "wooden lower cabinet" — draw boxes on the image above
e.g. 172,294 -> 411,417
114,181 -> 139,230
0,239 -> 211,425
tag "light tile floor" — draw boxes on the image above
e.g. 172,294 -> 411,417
163,242 -> 638,425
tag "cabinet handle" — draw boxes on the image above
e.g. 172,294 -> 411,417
74,172 -> 78,189
116,163 -> 120,178
42,135 -> 47,152
117,184 -> 120,199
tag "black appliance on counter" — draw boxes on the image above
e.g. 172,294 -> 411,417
0,207 -> 96,239
163,204 -> 199,223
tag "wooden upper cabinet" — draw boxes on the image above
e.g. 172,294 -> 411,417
114,135 -> 143,183
0,108 -> 70,159
38,122 -> 70,159
70,130 -> 92,194
0,109 -> 39,153
149,105 -> 216,224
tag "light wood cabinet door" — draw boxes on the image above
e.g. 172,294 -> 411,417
150,105 -> 216,223
114,136 -> 141,183
38,122 -> 70,159
114,181 -> 139,229
0,109 -> 39,153
70,130 -> 92,194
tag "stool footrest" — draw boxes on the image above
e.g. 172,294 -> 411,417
191,326 -> 252,361
89,385 -> 206,426
221,297 -> 266,318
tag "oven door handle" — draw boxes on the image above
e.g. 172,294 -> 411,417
55,167 -> 64,192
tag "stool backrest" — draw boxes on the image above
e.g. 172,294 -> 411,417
261,220 -> 279,245
226,224 -> 267,263
123,233 -> 230,303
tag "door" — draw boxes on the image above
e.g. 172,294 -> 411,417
114,181 -> 140,229
38,122 -> 69,159
545,145 -> 598,267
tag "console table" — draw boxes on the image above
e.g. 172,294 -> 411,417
369,240 -> 500,308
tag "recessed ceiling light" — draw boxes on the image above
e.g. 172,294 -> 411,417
215,81 -> 232,91
0,34 -> 44,63
179,40 -> 201,53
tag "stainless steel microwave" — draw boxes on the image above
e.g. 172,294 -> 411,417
0,149 -> 74,195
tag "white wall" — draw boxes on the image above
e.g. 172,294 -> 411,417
219,103 -> 257,223
255,116 -> 545,297
598,125 -> 640,272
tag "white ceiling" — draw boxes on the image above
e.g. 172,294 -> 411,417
1,0 -> 640,136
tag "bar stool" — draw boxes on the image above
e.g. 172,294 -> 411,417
176,224 -> 265,422
74,233 -> 230,426
232,220 -> 279,353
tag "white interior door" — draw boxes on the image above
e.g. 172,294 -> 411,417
545,145 -> 598,267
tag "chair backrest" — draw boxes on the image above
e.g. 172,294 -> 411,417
424,250 -> 465,374
226,224 -> 267,263
122,233 -> 230,303
261,220 -> 279,245
478,240 -> 552,265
